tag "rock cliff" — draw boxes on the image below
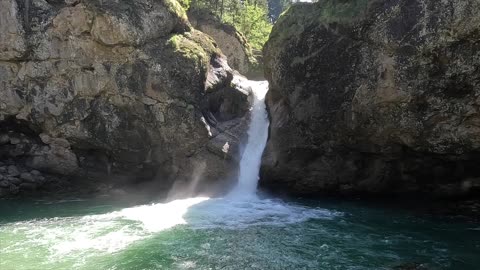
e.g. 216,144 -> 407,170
188,9 -> 255,75
261,0 -> 480,197
0,0 -> 251,198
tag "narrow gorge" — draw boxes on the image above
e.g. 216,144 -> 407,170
1,0 -> 479,269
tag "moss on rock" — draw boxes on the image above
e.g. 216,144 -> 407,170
164,0 -> 189,24
167,30 -> 221,70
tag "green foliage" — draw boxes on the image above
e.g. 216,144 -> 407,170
223,3 -> 272,51
177,0 -> 192,9
164,0 -> 189,21
190,0 -> 273,52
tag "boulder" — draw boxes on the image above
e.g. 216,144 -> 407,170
7,177 -> 22,186
7,165 -> 20,177
0,134 -> 10,145
261,0 -> 480,197
20,172 -> 35,183
27,136 -> 79,175
0,181 -> 9,188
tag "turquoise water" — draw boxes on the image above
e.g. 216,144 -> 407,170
1,195 -> 479,270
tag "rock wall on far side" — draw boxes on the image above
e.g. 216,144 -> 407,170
261,0 -> 480,198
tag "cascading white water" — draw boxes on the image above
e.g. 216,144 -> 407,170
185,82 -> 336,227
0,80 -> 337,269
228,80 -> 270,199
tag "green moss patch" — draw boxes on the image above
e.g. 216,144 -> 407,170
163,0 -> 189,21
167,30 -> 221,69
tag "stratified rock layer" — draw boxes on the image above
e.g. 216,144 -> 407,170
261,0 -> 480,197
0,0 -> 251,197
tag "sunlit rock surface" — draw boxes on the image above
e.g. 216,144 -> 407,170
0,0 -> 252,197
261,0 -> 480,197
188,9 -> 255,75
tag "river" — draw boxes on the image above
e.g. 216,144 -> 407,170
0,81 -> 479,270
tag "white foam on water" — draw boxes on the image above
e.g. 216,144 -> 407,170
178,80 -> 342,229
184,197 -> 340,230
119,197 -> 210,232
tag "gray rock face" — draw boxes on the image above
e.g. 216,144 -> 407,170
261,0 -> 480,197
20,172 -> 34,182
188,9 -> 254,75
7,165 -> 20,177
0,181 -> 9,188
0,0 -> 252,198
27,134 -> 79,175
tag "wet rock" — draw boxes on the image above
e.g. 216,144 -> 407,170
7,177 -> 21,185
7,165 -> 20,177
20,172 -> 35,183
19,183 -> 37,191
9,136 -> 21,145
0,134 -> 9,145
9,185 -> 19,194
36,176 -> 46,184
30,170 -> 41,176
28,142 -> 79,175
0,167 -> 6,173
9,144 -> 27,157
0,180 -> 9,188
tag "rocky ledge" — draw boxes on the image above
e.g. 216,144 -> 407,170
0,0 -> 253,198
188,9 -> 256,75
0,161 -> 47,197
261,0 -> 480,198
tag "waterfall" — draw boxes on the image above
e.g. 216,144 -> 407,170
0,79 -> 337,263
228,80 -> 269,199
